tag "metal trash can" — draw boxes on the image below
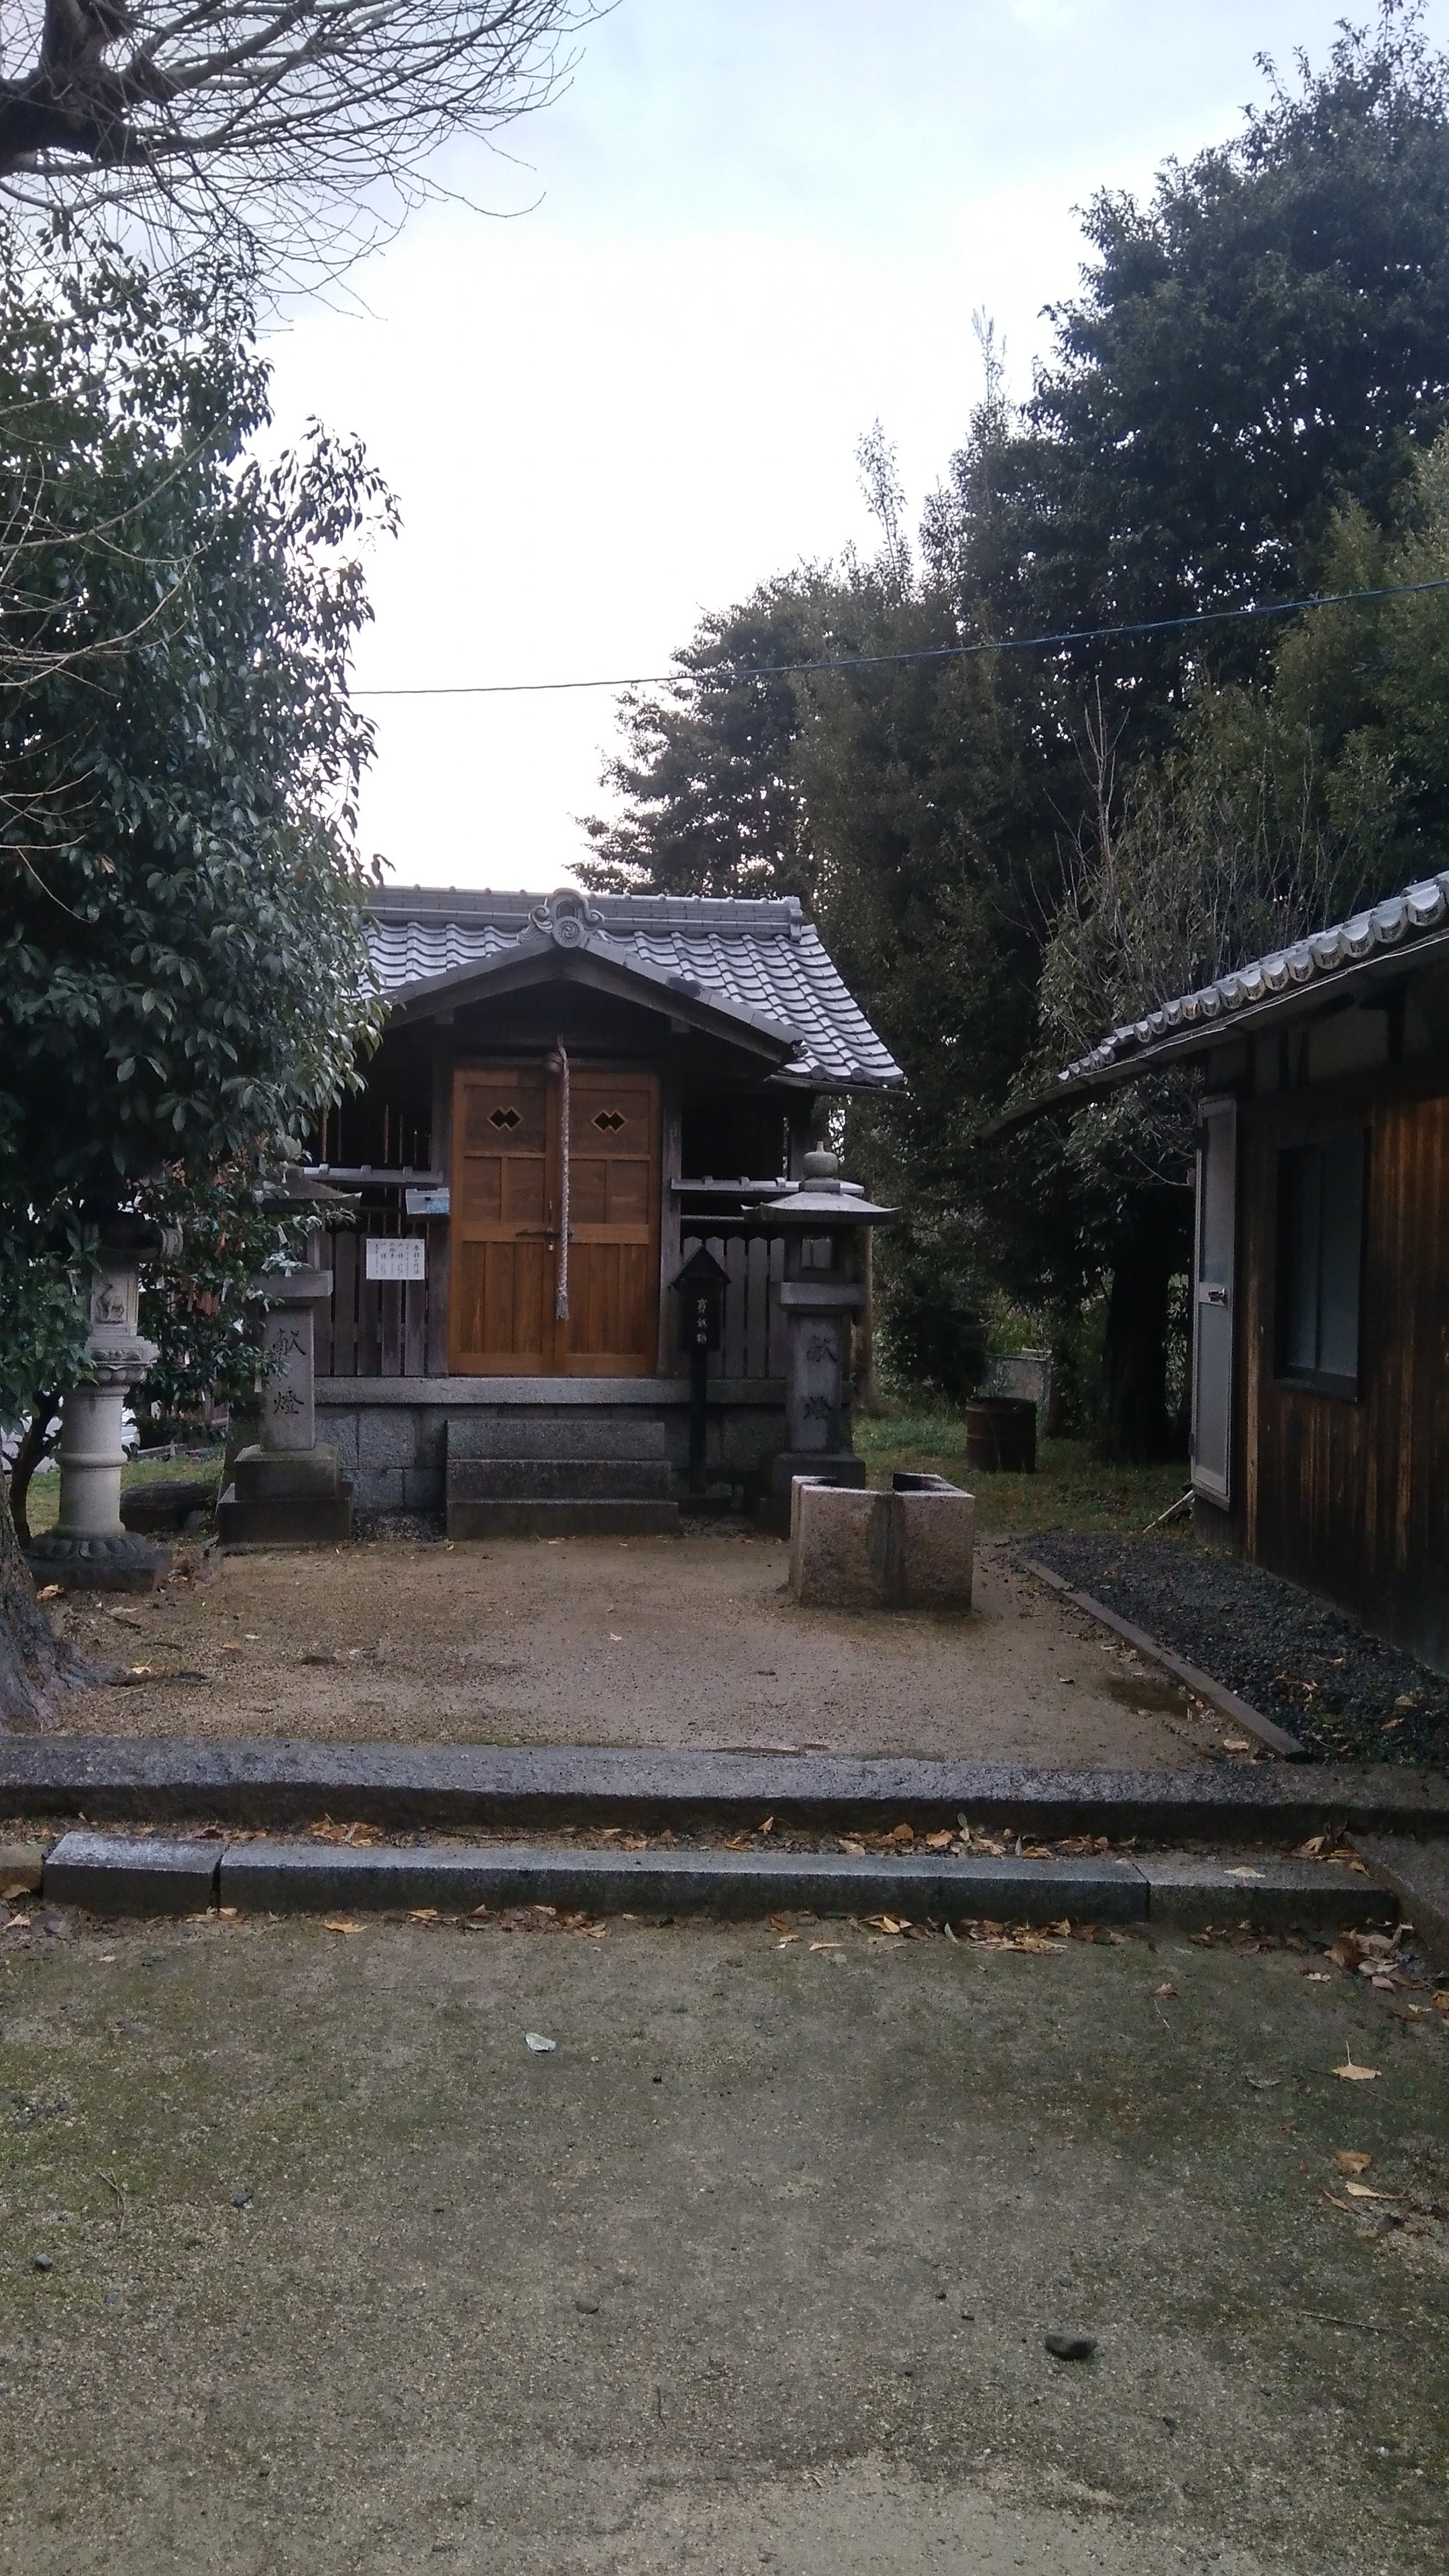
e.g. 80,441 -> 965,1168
964,1395 -> 1037,1474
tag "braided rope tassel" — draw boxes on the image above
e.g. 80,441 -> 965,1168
554,1039 -> 570,1321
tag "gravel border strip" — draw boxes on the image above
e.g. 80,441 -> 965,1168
1021,1555 -> 1305,1761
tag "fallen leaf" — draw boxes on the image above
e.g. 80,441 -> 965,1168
1333,2056 -> 1381,2082
1153,1982 -> 1178,1999
924,1830 -> 954,1851
1343,2181 -> 1398,2201
776,1935 -> 799,1948
758,1817 -> 775,1835
524,2031 -> 557,2053
323,1917 -> 361,1935
1220,1736 -> 1252,1754
885,1822 -> 915,1843
220,1641 -> 241,1655
838,1837 -> 866,1857
1303,1971 -> 1332,1982
767,1913 -> 793,1935
36,1583 -> 62,1601
1335,2150 -> 1373,2175
1297,1835 -> 1328,1858
608,1633 -> 623,1642
408,1908 -> 439,1923
1328,1933 -> 1365,1970
810,1941 -> 843,1952
865,1914 -> 907,1935
1226,1867 -> 1265,1882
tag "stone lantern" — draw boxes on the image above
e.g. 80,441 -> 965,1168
27,1222 -> 172,1594
758,1148 -> 892,1527
216,1173 -> 356,1548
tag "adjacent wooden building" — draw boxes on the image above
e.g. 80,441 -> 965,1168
1044,873 -> 1449,1672
307,884 -> 902,1527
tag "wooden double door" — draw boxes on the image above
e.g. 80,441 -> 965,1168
450,1063 -> 661,1375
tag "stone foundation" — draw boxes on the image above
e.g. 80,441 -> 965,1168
315,1378 -> 788,1515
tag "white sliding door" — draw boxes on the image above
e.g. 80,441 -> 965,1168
1191,1098 -> 1237,1504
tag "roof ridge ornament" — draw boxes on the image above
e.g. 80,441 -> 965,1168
529,887 -> 606,950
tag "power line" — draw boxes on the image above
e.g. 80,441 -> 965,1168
350,572 -> 1449,702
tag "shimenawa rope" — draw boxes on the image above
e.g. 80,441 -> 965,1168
554,1039 -> 570,1321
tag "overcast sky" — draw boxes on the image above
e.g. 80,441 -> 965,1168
264,0 -> 1449,896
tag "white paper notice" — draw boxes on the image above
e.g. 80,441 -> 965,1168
365,1236 -> 427,1282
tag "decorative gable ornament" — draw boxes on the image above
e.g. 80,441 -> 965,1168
529,888 -> 605,949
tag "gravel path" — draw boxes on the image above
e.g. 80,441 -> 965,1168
47,1532 -> 1226,1768
1026,1534 -> 1449,1766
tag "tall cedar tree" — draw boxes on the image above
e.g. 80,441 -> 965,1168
586,7 -> 1449,1451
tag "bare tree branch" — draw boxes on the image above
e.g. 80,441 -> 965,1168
0,1 -> 610,276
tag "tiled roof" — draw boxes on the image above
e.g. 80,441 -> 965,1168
366,888 -> 904,1091
1058,870 -> 1449,1091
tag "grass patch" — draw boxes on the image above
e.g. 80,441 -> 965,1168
854,1403 -> 1191,1539
19,1448 -> 223,1536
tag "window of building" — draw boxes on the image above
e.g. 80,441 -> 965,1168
1276,1131 -> 1364,1398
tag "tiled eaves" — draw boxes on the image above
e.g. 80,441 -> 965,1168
1057,871 -> 1449,1093
364,891 -> 903,1092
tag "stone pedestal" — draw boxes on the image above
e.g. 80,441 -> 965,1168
216,1266 -> 352,1548
788,1472 -> 975,1611
752,1151 -> 890,1533
27,1248 -> 171,1594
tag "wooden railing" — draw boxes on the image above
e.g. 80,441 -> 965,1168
319,1214 -> 447,1379
319,1215 -> 790,1383
678,1230 -> 788,1381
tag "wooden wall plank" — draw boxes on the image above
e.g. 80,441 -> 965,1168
1243,1065 -> 1449,1668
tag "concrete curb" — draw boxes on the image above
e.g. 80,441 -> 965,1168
217,1843 -> 1148,1922
1352,1835 -> 1449,1972
39,1830 -> 1396,1933
1,1738 -> 1446,1839
1020,1556 -> 1305,1760
43,1832 -> 219,1914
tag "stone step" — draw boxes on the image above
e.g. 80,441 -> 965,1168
40,1829 -> 1399,1935
448,1415 -> 668,1462
447,1456 -> 673,1503
445,1498 -> 680,1540
5,1743 -> 1446,1841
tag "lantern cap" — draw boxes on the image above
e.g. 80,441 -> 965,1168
770,1150 -> 893,1224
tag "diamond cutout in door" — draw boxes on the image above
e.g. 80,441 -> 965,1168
490,1106 -> 521,1130
593,1110 -> 625,1131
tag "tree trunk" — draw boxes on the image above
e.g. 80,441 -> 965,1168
1100,1195 -> 1189,1464
0,1471 -> 63,1727
7,1395 -> 59,1548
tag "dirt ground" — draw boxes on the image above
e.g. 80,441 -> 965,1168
0,1906 -> 1445,2575
46,1532 -> 1232,1766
